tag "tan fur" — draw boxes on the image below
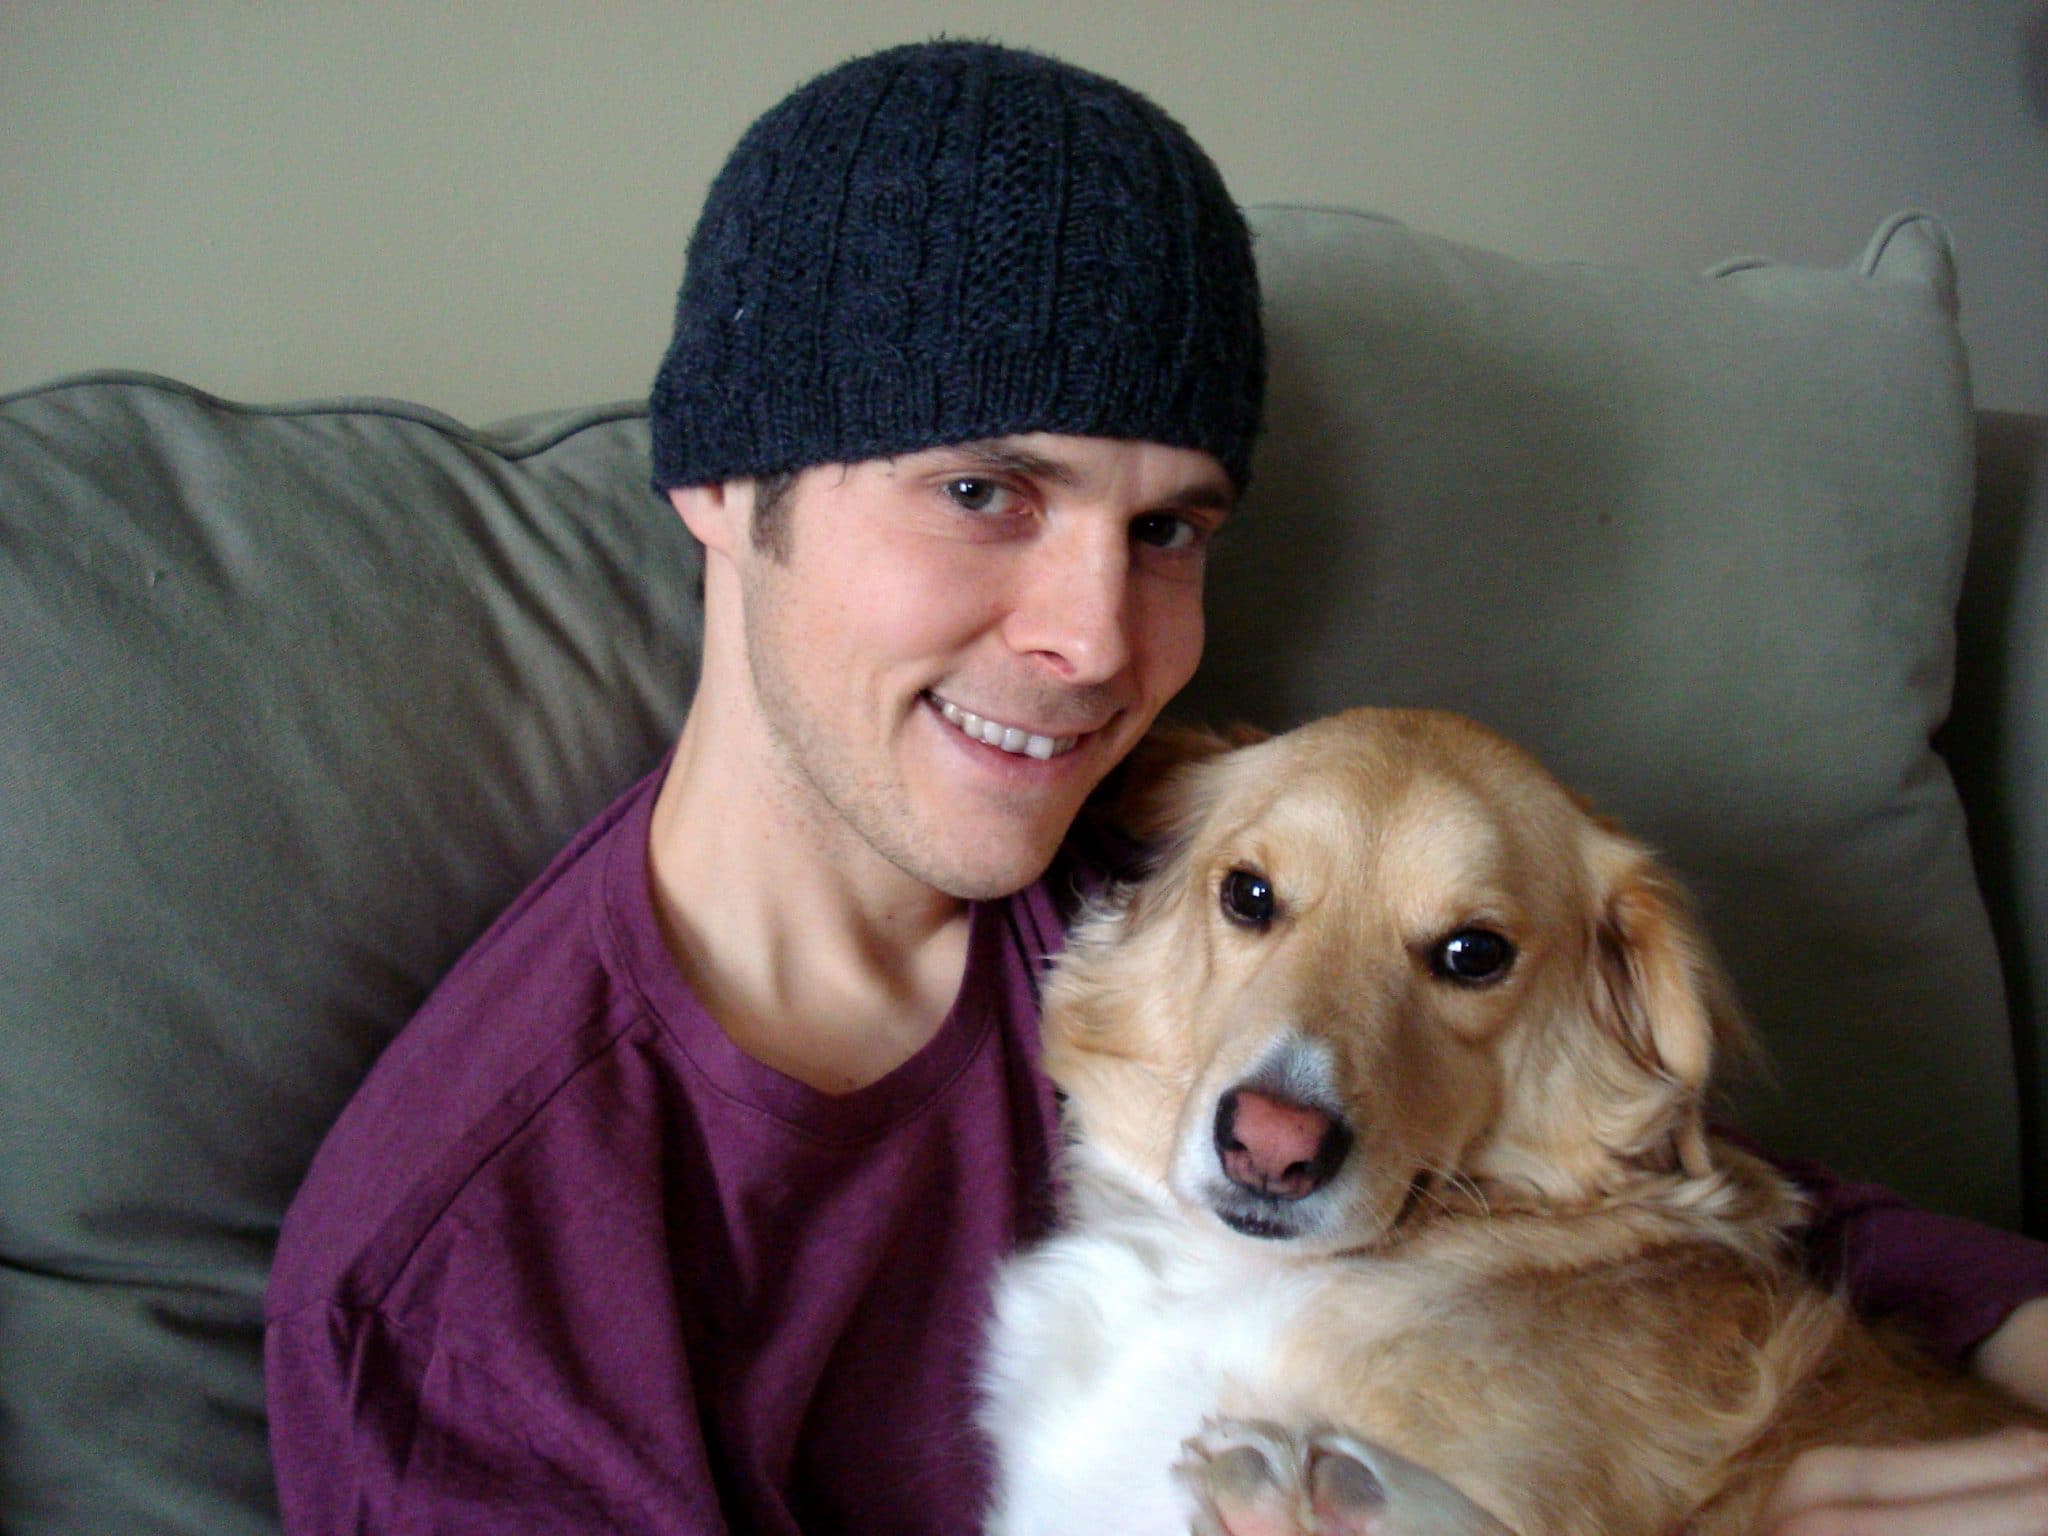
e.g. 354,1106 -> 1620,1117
1039,707 -> 2040,1536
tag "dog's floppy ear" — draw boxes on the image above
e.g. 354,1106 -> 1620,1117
1094,717 -> 1268,845
1585,830 -> 1749,1179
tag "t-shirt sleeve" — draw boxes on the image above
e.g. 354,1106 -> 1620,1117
265,1301 -> 723,1536
1782,1155 -> 2048,1369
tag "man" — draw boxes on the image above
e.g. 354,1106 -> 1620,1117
267,39 -> 2048,1535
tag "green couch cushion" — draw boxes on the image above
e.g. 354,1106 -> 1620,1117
0,375 -> 697,1533
1190,205 -> 2016,1225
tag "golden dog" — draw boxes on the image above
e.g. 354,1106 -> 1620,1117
979,708 -> 2039,1536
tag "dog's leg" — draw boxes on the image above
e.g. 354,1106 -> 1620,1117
1177,1419 -> 1515,1536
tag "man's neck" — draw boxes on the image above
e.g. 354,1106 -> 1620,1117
644,695 -> 976,1097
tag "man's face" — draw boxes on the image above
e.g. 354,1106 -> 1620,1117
721,434 -> 1232,901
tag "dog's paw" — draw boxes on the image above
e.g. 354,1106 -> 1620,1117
1175,1419 -> 1514,1536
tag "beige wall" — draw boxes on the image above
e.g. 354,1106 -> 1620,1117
6,1 -> 2045,417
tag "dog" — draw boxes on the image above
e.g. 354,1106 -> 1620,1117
979,707 -> 2041,1536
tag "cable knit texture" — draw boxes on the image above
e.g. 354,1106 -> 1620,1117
649,40 -> 1266,493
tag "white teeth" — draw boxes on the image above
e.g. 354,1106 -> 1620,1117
934,698 -> 1078,761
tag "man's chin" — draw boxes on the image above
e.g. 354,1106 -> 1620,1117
926,856 -> 1059,904
907,830 -> 1067,904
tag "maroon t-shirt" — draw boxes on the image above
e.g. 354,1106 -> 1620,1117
266,768 -> 2048,1533
266,768 -> 1065,1533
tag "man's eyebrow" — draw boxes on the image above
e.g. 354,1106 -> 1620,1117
941,440 -> 1079,485
939,439 -> 1237,515
1151,479 -> 1237,518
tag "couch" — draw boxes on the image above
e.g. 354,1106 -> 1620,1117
2,203 -> 2042,1533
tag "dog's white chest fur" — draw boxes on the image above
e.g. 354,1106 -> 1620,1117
979,1204 -> 1316,1536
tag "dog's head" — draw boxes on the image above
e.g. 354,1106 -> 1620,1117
1044,707 -> 1747,1256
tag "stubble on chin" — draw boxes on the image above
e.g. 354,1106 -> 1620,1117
743,643 -> 1067,904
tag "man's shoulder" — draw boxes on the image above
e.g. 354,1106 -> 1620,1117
433,765 -> 661,1002
266,767 -> 671,1319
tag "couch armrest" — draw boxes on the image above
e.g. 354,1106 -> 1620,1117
1945,409 -> 2048,1236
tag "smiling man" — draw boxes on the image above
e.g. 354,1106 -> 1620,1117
266,43 -> 1263,1534
265,38 -> 2048,1536
651,436 -> 1227,1098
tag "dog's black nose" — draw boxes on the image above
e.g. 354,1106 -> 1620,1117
1214,1088 -> 1351,1200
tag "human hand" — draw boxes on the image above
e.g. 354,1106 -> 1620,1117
1759,1428 -> 2048,1536
1976,1298 -> 2048,1415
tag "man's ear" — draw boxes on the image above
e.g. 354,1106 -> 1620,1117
668,483 -> 744,556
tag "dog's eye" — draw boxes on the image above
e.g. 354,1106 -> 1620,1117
1219,867 -> 1277,928
1430,928 -> 1515,985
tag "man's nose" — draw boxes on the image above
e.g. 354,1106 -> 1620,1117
1002,526 -> 1132,684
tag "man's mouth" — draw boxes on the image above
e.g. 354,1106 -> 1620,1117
929,695 -> 1082,761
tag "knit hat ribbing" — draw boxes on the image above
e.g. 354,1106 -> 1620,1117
649,41 -> 1265,494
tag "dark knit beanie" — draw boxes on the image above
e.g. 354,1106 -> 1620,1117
649,40 -> 1265,494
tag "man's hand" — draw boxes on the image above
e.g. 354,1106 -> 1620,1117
1760,1429 -> 2048,1535
1758,1299 -> 2048,1534
1977,1298 -> 2048,1416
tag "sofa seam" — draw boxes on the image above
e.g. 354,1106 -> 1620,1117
0,368 -> 647,462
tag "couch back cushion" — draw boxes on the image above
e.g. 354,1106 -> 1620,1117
0,377 -> 695,1531
1192,206 -> 2014,1225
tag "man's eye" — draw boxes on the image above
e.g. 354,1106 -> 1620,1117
944,477 -> 1011,514
1131,512 -> 1201,552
